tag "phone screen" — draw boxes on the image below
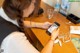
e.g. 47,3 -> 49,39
46,22 -> 60,35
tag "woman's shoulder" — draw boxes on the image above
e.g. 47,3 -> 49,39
3,31 -> 27,42
8,31 -> 26,39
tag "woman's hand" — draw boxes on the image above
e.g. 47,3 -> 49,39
51,29 -> 59,41
41,22 -> 52,29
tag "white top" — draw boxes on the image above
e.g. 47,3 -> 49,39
0,7 -> 39,53
0,7 -> 19,26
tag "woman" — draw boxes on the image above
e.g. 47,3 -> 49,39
0,0 -> 59,53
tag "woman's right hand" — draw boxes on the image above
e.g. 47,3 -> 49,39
51,29 -> 59,41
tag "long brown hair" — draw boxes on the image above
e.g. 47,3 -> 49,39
3,0 -> 41,19
2,0 -> 41,31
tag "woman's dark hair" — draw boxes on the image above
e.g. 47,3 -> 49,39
2,0 -> 41,31
3,0 -> 41,19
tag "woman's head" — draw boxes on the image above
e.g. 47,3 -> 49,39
3,0 -> 41,20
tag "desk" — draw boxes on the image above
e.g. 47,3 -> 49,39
0,0 -> 4,7
24,2 -> 80,53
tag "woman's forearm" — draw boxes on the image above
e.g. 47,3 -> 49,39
23,21 -> 43,28
41,39 -> 54,53
41,29 -> 59,53
23,21 -> 52,29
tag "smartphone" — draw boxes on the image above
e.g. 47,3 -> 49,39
46,22 -> 60,35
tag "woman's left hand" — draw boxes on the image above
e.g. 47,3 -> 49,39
41,22 -> 52,29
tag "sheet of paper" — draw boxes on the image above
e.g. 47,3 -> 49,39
70,26 -> 80,34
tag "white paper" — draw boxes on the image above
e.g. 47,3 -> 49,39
70,26 -> 80,34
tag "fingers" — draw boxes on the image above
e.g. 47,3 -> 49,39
52,28 -> 59,35
45,22 -> 52,28
45,22 -> 52,25
42,22 -> 52,29
51,28 -> 59,40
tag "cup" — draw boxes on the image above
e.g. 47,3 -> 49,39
47,9 -> 54,19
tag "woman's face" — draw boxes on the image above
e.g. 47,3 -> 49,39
23,0 -> 36,17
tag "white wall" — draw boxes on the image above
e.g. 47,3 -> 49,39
69,2 -> 80,18
42,0 -> 80,18
42,0 -> 55,7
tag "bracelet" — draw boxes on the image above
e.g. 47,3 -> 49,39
50,39 -> 55,42
49,39 -> 55,44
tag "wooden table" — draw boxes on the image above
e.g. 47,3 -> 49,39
0,0 -> 4,7
24,2 -> 80,53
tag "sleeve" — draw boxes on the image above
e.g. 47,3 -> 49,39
1,31 -> 40,53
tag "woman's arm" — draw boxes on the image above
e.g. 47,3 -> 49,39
23,21 -> 52,29
40,39 -> 54,53
41,29 -> 59,53
2,29 -> 59,53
